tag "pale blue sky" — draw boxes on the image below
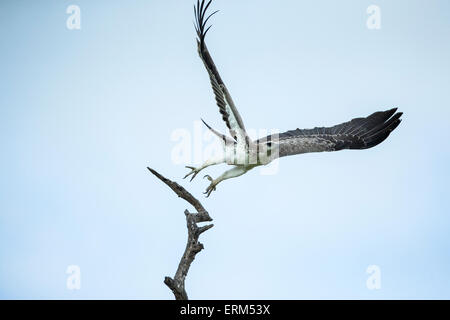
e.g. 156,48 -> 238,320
1,0 -> 449,299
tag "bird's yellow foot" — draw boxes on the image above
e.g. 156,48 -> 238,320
203,175 -> 217,198
183,166 -> 203,182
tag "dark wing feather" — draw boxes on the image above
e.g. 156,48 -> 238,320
258,108 -> 402,157
194,0 -> 248,142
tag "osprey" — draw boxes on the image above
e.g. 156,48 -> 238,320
185,0 -> 403,197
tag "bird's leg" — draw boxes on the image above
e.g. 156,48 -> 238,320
203,165 -> 257,197
183,156 -> 225,182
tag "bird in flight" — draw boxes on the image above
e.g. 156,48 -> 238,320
185,0 -> 403,197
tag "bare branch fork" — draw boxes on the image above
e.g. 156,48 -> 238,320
147,167 -> 213,300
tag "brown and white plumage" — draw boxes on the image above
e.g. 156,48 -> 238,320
194,0 -> 251,145
185,0 -> 403,197
258,108 -> 402,157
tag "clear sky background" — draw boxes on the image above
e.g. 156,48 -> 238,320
1,0 -> 449,299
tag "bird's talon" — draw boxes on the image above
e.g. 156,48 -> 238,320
203,177 -> 218,197
184,166 -> 201,181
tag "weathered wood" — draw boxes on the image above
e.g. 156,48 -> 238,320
147,167 -> 213,300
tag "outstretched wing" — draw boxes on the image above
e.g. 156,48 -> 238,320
194,0 -> 248,143
258,108 -> 402,157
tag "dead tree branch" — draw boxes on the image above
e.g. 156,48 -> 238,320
147,167 -> 213,300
